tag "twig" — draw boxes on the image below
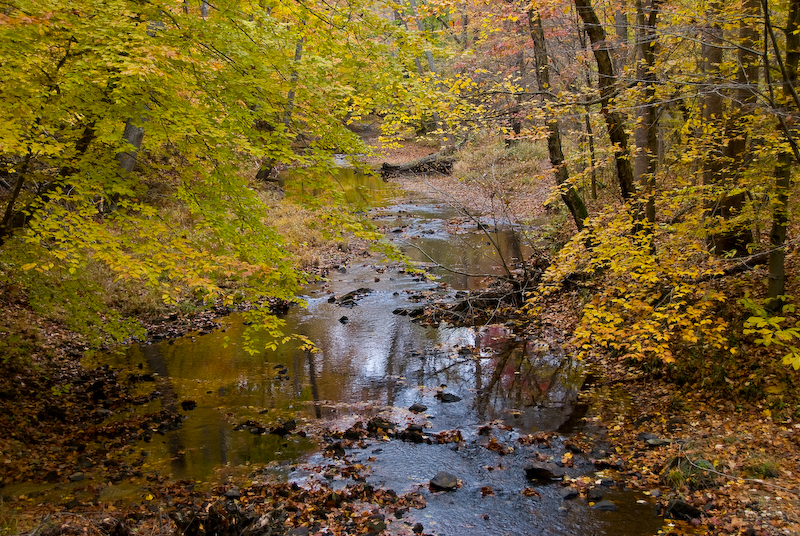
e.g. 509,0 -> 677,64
678,443 -> 799,495
398,239 -> 504,280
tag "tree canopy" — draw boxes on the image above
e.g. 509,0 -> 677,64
0,0 -> 429,347
3,0 -> 800,374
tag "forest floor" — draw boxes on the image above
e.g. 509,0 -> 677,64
1,138 -> 800,536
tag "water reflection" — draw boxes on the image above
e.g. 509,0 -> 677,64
375,201 -> 533,289
82,172 -> 561,482
93,258 -> 583,482
67,174 -> 671,534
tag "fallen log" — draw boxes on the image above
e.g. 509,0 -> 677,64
380,151 -> 455,176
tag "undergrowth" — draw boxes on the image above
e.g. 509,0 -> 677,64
0,160 -> 369,358
455,133 -> 546,188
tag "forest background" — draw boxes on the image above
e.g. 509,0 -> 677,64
3,0 -> 800,534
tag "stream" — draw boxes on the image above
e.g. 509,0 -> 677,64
69,172 -> 665,534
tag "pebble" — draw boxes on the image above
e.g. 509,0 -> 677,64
560,486 -> 579,500
592,500 -> 619,511
430,471 -> 459,491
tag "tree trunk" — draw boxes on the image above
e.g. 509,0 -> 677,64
507,49 -> 525,143
529,10 -> 588,231
585,112 -> 597,199
634,0 -> 659,226
769,153 -> 790,307
256,35 -> 304,182
116,119 -> 145,175
379,151 -> 455,175
460,4 -> 469,49
576,20 -> 598,199
721,0 -> 760,253
614,10 -> 629,72
407,0 -> 453,149
703,2 -> 754,256
0,155 -> 30,247
574,0 -> 635,201
727,0 -> 760,160
767,0 -> 800,307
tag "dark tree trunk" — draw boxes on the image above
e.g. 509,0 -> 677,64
0,156 -> 30,247
507,49 -> 525,143
584,112 -> 597,200
703,1 -> 755,256
576,21 -> 598,199
770,153 -> 791,307
614,10 -> 629,72
379,151 -> 455,175
767,0 -> 800,307
529,9 -> 588,231
574,0 -> 635,201
116,119 -> 145,175
1,124 -> 97,244
634,0 -> 659,226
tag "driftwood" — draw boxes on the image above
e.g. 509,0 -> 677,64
379,150 -> 455,176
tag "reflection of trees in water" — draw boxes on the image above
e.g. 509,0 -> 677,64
283,168 -> 393,209
138,344 -> 235,478
310,309 -> 425,405
473,338 -> 584,428
128,338 -> 319,480
139,344 -> 183,449
306,349 -> 322,419
402,226 -> 531,291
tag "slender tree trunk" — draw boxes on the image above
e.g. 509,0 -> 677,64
614,10 -> 629,73
767,0 -> 800,307
256,35 -> 305,182
408,0 -> 436,74
575,0 -> 635,201
529,10 -> 588,231
283,38 -> 304,127
576,21 -> 598,199
702,2 -> 724,189
727,0 -> 760,159
460,3 -> 469,49
508,49 -> 525,143
1,123 -> 97,243
634,0 -> 659,225
394,11 -> 425,74
719,0 -> 760,253
407,0 -> 452,149
770,152 -> 791,307
585,113 -> 597,199
703,2 -> 754,256
701,3 -> 727,253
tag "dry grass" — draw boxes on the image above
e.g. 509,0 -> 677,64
271,200 -> 351,271
386,132 -> 575,248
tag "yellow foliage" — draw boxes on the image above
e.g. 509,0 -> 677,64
530,203 -> 732,366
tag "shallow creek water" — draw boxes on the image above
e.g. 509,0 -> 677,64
75,174 -> 668,535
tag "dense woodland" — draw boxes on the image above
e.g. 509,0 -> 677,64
6,1 -> 800,535
2,0 -> 800,379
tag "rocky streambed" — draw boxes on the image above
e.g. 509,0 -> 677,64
1,176 -> 674,535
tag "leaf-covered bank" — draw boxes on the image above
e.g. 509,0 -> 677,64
3,136 -> 800,536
